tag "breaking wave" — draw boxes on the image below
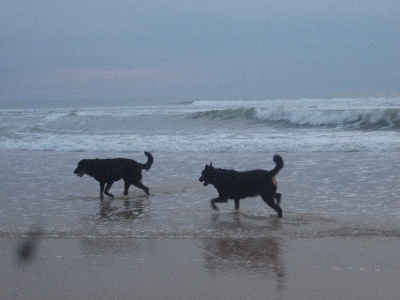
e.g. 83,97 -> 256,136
190,107 -> 256,120
189,99 -> 400,129
255,107 -> 400,129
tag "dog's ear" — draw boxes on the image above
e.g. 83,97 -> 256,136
210,162 -> 212,167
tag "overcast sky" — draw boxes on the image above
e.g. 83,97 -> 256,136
1,0 -> 399,106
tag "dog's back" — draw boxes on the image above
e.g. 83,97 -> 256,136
76,152 -> 153,183
86,158 -> 141,182
214,169 -> 273,199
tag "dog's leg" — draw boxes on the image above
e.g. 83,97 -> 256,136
123,180 -> 130,196
211,198 -> 219,210
132,180 -> 150,195
234,199 -> 240,210
275,193 -> 282,206
104,182 -> 114,199
99,182 -> 105,200
271,182 -> 281,206
261,193 -> 282,218
210,196 -> 228,210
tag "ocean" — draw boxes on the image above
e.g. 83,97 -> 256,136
1,97 -> 400,239
1,97 -> 400,153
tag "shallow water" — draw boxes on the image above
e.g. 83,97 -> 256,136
1,150 -> 399,239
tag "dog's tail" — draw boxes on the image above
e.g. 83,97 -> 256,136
141,152 -> 153,170
269,155 -> 284,177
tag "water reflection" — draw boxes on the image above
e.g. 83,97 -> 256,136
203,237 -> 284,274
98,198 -> 145,221
16,227 -> 43,265
210,211 -> 283,231
204,213 -> 285,292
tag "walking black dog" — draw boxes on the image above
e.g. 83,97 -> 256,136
74,152 -> 153,199
199,155 -> 284,218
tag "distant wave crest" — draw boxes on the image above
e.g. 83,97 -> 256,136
255,107 -> 400,129
189,104 -> 400,129
190,107 -> 256,120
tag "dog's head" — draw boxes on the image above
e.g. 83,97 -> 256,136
199,163 -> 216,186
74,159 -> 87,177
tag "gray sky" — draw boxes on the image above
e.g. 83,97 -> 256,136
1,0 -> 399,106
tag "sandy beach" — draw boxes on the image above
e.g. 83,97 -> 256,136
2,236 -> 399,299
1,150 -> 399,299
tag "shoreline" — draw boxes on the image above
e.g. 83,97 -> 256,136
2,236 -> 399,300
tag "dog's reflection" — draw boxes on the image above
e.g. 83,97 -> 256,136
203,237 -> 284,275
204,214 -> 285,292
210,211 -> 283,232
98,198 -> 145,220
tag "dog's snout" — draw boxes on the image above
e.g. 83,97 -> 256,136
74,166 -> 84,177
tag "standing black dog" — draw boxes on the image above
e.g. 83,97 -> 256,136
199,155 -> 284,218
74,152 -> 153,199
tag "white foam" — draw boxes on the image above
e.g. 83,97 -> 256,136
43,112 -> 68,122
0,128 -> 399,152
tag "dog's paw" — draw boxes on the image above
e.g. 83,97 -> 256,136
211,203 -> 219,211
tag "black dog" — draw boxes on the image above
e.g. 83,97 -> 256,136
74,152 -> 153,199
199,155 -> 284,218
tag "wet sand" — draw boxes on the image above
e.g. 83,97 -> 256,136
1,236 -> 399,299
1,150 -> 400,299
